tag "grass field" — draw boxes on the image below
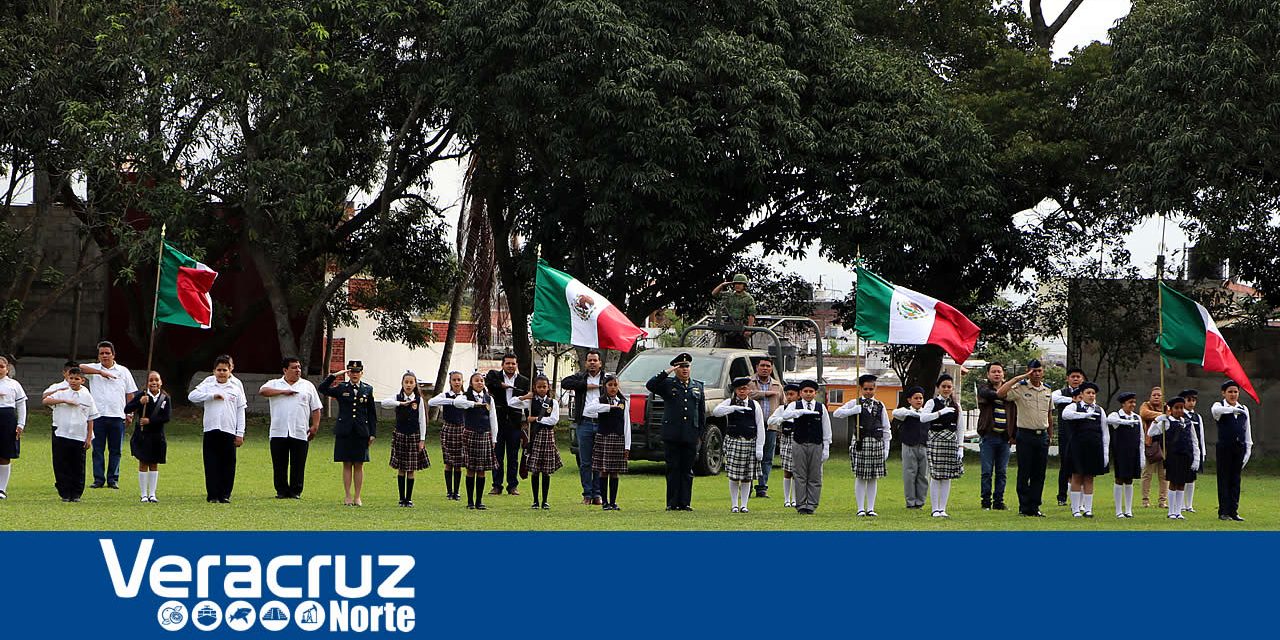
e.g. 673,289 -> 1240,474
2,412 -> 1276,531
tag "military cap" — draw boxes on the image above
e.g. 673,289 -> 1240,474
732,274 -> 749,285
731,376 -> 752,389
346,360 -> 364,371
669,353 -> 693,367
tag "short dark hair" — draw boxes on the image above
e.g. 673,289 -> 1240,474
214,355 -> 233,368
1067,367 -> 1085,377
96,341 -> 115,354
281,356 -> 301,370
502,352 -> 518,363
62,360 -> 77,371
217,354 -> 234,364
584,349 -> 601,360
67,367 -> 84,378
987,361 -> 1004,372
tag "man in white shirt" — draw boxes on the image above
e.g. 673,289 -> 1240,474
189,356 -> 247,503
43,367 -> 100,502
260,356 -> 322,499
78,341 -> 138,489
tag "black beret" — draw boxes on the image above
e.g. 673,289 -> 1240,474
1078,381 -> 1099,393
346,360 -> 364,371
905,386 -> 925,397
1167,396 -> 1186,408
783,383 -> 801,393
1221,380 -> 1239,391
1117,392 -> 1137,403
1178,388 -> 1198,398
799,379 -> 819,390
857,374 -> 878,386
669,353 -> 692,366
731,376 -> 752,389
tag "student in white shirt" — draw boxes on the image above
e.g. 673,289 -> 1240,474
0,355 -> 28,499
711,377 -> 765,513
1060,382 -> 1109,517
427,370 -> 467,501
512,374 -> 562,509
43,367 -> 100,502
78,340 -> 138,490
1105,392 -> 1145,518
260,356 -> 322,500
189,356 -> 247,503
584,374 -> 630,510
380,370 -> 430,507
833,374 -> 892,517
1212,380 -> 1253,521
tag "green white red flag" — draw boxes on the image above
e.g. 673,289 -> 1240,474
156,242 -> 218,329
1158,282 -> 1259,402
531,260 -> 645,351
853,267 -> 981,363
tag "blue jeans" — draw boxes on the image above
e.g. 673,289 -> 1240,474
756,430 -> 778,494
980,433 -> 1011,505
575,420 -> 602,499
92,417 -> 126,485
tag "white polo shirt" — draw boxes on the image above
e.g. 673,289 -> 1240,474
189,379 -> 247,437
261,377 -> 323,440
79,362 -> 138,419
50,387 -> 100,440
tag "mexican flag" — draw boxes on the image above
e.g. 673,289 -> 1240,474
532,260 -> 646,351
854,267 -> 981,363
1158,282 -> 1259,402
156,242 -> 218,329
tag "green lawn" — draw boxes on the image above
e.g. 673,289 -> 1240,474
2,413 -> 1276,531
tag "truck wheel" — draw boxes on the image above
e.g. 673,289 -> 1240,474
694,424 -> 724,476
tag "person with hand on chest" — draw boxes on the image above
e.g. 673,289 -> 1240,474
485,353 -> 530,497
380,371 -> 429,507
747,357 -> 782,499
1148,395 -> 1199,520
1060,382 -> 1109,518
893,386 -> 953,512
712,377 -> 765,513
0,355 -> 28,500
561,350 -> 606,505
427,370 -> 467,501
43,367 -> 99,502
975,362 -> 1016,511
1052,368 -> 1087,507
834,374 -> 891,517
1212,380 -> 1252,522
319,360 -> 377,507
452,371 -> 499,510
124,371 -> 171,503
77,340 -> 138,491
1177,389 -> 1206,514
775,379 -> 830,515
646,352 -> 706,512
512,374 -> 562,510
260,357 -> 323,500
585,374 -> 630,511
189,356 -> 247,504
923,374 -> 964,518
767,383 -> 802,507
1106,392 -> 1145,518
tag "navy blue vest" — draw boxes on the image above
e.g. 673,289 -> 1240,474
853,399 -> 885,439
929,396 -> 958,431
725,399 -> 757,439
1217,403 -> 1248,445
394,392 -> 421,435
529,396 -> 555,431
1073,402 -> 1103,434
597,395 -> 626,435
1164,417 -> 1195,456
791,401 -> 824,444
462,390 -> 491,432
899,413 -> 927,446
441,391 -> 465,425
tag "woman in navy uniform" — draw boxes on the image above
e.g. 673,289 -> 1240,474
711,377 -> 764,513
1106,392 -> 1145,518
1061,381 -> 1109,517
427,370 -> 467,500
1147,395 -> 1199,520
380,371 -> 429,507
124,371 -> 171,503
586,374 -> 629,510
319,360 -> 377,507
646,352 -> 706,511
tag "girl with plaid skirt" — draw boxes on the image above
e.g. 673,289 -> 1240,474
451,372 -> 498,510
511,374 -> 561,510
124,371 -> 171,503
923,375 -> 963,518
427,370 -> 467,501
1106,392 -> 1145,518
585,374 -> 629,510
1148,396 -> 1199,520
0,355 -> 27,500
767,383 -> 801,507
833,374 -> 891,517
711,377 -> 765,513
1060,382 -> 1109,518
381,371 -> 430,507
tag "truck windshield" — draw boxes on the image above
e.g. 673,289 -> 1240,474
618,353 -> 726,386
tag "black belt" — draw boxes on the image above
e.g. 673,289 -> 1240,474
1020,427 -> 1047,434
929,425 -> 958,432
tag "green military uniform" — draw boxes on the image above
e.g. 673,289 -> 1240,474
717,291 -> 757,326
319,362 -> 377,463
646,353 -> 706,510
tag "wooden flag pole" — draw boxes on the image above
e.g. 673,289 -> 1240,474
145,224 -> 168,374
1156,214 -> 1168,480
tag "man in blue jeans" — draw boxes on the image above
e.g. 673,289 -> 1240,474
78,341 -> 138,490
562,350 -> 606,504
748,358 -> 781,498
975,362 -> 1015,510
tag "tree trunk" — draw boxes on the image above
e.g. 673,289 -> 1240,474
904,344 -> 945,401
430,276 -> 467,419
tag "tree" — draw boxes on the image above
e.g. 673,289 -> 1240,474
1097,0 -> 1280,304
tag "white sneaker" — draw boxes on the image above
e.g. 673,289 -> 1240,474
1073,511 -> 1084,518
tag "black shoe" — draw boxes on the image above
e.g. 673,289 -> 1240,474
797,508 -> 814,515
665,506 -> 674,511
993,502 -> 1008,511
1057,498 -> 1068,506
1231,515 -> 1246,522
108,482 -> 119,490
981,501 -> 991,510
0,489 -> 6,500
218,498 -> 231,504
475,504 -> 487,510
610,504 -> 621,511
466,503 -> 475,509
404,500 -> 414,507
61,497 -> 71,502
531,502 -> 541,510
276,494 -> 291,499
1219,515 -> 1233,521
1034,511 -> 1046,517
541,502 -> 550,510
756,490 -> 768,498
90,482 -> 105,489
678,506 -> 693,511
290,494 -> 302,499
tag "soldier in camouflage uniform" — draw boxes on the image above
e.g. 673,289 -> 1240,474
711,274 -> 757,348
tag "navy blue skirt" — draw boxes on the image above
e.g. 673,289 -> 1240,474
0,407 -> 18,459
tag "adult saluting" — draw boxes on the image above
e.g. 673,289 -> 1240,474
319,360 -> 377,506
710,274 -> 757,349
997,359 -> 1055,517
647,353 -> 706,511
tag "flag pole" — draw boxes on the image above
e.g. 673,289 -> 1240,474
855,245 -> 862,382
1156,214 -> 1168,471
145,224 -> 167,374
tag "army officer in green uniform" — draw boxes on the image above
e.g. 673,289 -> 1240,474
711,274 -> 757,348
646,353 -> 706,511
320,360 -> 378,506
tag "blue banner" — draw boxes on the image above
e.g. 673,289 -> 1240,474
0,532 -> 1273,637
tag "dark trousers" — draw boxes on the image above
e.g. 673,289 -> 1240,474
52,436 -> 86,499
492,419 -> 522,491
203,430 -> 237,501
1057,422 -> 1074,502
979,433 -> 1011,505
270,436 -> 309,497
1216,441 -> 1246,517
91,416 -> 125,484
664,440 -> 697,509
1015,429 -> 1048,514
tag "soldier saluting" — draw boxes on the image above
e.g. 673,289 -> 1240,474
319,360 -> 378,507
711,274 -> 757,349
647,353 -> 706,511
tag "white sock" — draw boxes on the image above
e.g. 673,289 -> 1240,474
148,471 -> 159,498
867,479 -> 878,512
1114,485 -> 1124,516
0,464 -> 10,492
1168,491 -> 1180,517
855,479 -> 866,512
1184,483 -> 1195,509
929,479 -> 940,512
1070,490 -> 1082,514
783,477 -> 792,503
939,480 -> 951,513
139,471 -> 148,498
1124,485 -> 1135,515
1083,493 -> 1093,514
729,479 -> 740,508
739,482 -> 750,509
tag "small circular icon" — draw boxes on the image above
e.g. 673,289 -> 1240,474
191,600 -> 223,631
294,600 -> 325,632
258,601 -> 291,632
157,600 -> 188,631
225,600 -> 256,631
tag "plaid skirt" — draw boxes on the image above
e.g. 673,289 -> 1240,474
724,435 -> 762,482
850,436 -> 886,479
592,433 -> 628,474
927,429 -> 963,480
462,429 -> 496,471
779,431 -> 795,473
440,422 -> 465,468
527,427 -> 563,475
389,430 -> 430,471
